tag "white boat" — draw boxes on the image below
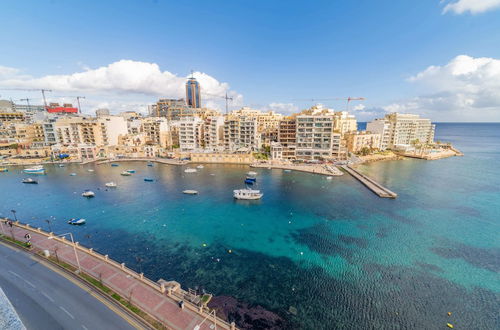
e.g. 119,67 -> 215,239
326,176 -> 333,180
247,171 -> 258,176
87,169 -> 94,172
67,218 -> 86,225
183,190 -> 198,195
120,171 -> 132,176
126,169 -> 136,173
69,173 -> 77,176
284,169 -> 292,172
105,182 -> 117,188
22,178 -> 38,184
23,165 -> 45,174
82,190 -> 95,198
196,165 -> 204,169
184,168 -> 197,173
58,164 -> 65,167
233,188 -> 263,200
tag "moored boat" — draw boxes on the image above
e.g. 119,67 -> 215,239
111,163 -> 119,167
183,190 -> 198,195
81,190 -> 95,198
247,171 -> 257,176
233,188 -> 263,200
120,171 -> 132,176
244,178 -> 254,185
69,173 -> 77,176
23,165 -> 45,174
196,165 -> 204,169
87,169 -> 94,172
147,163 -> 154,167
144,178 -> 154,182
184,168 -> 197,173
67,218 -> 86,225
22,178 -> 38,184
126,169 -> 136,173
105,182 -> 117,188
245,176 -> 257,182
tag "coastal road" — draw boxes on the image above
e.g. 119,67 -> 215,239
0,242 -> 142,330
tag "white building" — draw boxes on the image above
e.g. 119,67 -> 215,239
295,115 -> 334,160
203,116 -> 225,151
178,117 -> 203,152
224,116 -> 260,152
97,116 -> 128,146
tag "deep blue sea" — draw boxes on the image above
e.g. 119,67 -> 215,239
1,123 -> 499,329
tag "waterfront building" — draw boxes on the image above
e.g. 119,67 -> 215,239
278,117 -> 297,159
186,77 -> 201,108
155,98 -> 195,120
203,115 -> 225,151
367,113 -> 435,150
344,131 -> 382,153
224,115 -> 260,152
295,114 -> 335,160
0,111 -> 24,123
96,116 -> 128,146
178,116 -> 204,152
270,141 -> 283,160
333,111 -> 357,136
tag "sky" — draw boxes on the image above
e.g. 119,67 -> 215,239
0,0 -> 500,121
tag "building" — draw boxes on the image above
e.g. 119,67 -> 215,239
97,116 -> 128,146
178,117 -> 203,152
295,114 -> 335,160
95,108 -> 110,117
278,117 -> 296,159
344,131 -> 382,153
333,111 -> 357,136
367,113 -> 435,150
224,115 -> 260,152
203,116 -> 225,151
154,98 -> 194,120
142,117 -> 171,148
46,103 -> 79,114
186,77 -> 201,108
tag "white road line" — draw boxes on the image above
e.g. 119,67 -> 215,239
8,270 -> 22,278
59,306 -> 75,319
24,279 -> 36,288
81,325 -> 89,330
41,291 -> 55,303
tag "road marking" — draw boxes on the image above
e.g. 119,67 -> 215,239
41,291 -> 55,303
24,279 -> 36,288
59,306 -> 75,319
81,325 -> 89,330
8,270 -> 22,278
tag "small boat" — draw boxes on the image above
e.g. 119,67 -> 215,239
0,168 -> 8,172
144,178 -> 154,182
247,171 -> 257,176
326,176 -> 333,180
283,169 -> 291,173
147,163 -> 154,167
233,188 -> 263,200
23,165 -> 45,174
126,169 -> 136,173
111,163 -> 119,167
22,178 -> 38,184
120,171 -> 132,176
244,178 -> 254,185
245,176 -> 257,182
87,169 -> 94,172
184,168 -> 197,173
67,218 -> 86,225
58,164 -> 65,167
82,190 -> 95,198
183,190 -> 198,195
196,165 -> 204,169
69,173 -> 77,176
105,182 -> 117,188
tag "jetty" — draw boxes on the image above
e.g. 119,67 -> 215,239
340,165 -> 397,198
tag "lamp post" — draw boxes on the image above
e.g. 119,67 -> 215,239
10,209 -> 17,222
45,219 -> 52,233
48,232 -> 82,274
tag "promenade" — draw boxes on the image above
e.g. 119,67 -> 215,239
95,158 -> 188,166
0,220 -> 236,330
250,162 -> 343,176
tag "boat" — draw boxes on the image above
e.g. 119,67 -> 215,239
111,163 -> 119,167
67,218 -> 86,225
247,171 -> 258,176
126,169 -> 136,173
0,167 -> 8,172
23,165 -> 45,174
144,178 -> 154,182
81,190 -> 95,198
147,163 -> 154,167
120,171 -> 132,176
87,169 -> 94,172
196,165 -> 204,169
233,188 -> 263,200
58,164 -> 65,167
245,176 -> 257,182
105,182 -> 117,188
69,173 -> 77,176
283,169 -> 291,172
184,168 -> 197,173
326,176 -> 333,180
22,178 -> 38,184
183,190 -> 198,195
244,178 -> 254,185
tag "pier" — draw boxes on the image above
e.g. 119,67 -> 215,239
340,165 -> 397,198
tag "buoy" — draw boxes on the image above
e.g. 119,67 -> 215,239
228,249 -> 232,253
447,312 -> 452,316
202,243 -> 207,247
300,252 -> 304,255
447,323 -> 454,329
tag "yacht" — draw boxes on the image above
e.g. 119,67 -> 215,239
233,188 -> 263,200
23,165 -> 45,174
183,190 -> 198,195
184,168 -> 197,173
67,218 -> 86,225
105,182 -> 117,188
22,178 -> 38,184
82,190 -> 95,198
120,171 -> 132,176
196,165 -> 204,169
126,169 -> 136,173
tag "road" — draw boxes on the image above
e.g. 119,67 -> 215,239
0,242 -> 141,330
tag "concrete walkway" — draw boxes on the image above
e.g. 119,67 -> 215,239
3,222 -> 234,330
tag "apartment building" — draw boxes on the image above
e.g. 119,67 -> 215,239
224,115 -> 260,151
142,117 -> 171,148
333,111 -> 357,136
178,117 -> 203,152
203,116 -> 224,151
344,131 -> 382,153
295,115 -> 334,160
278,117 -> 296,159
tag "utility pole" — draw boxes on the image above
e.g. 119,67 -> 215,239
76,96 -> 85,114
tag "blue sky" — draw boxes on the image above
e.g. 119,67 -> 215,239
1,0 -> 500,121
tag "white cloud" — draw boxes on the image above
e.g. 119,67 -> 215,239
266,102 -> 299,115
0,60 -> 243,114
384,55 -> 500,121
352,104 -> 366,111
443,0 -> 500,14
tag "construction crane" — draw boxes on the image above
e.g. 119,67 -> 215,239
18,98 -> 33,111
0,88 -> 52,108
76,96 -> 85,114
345,97 -> 366,111
202,92 -> 233,114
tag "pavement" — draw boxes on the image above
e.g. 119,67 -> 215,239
0,242 -> 140,330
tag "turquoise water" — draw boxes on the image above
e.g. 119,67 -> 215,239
1,123 -> 499,329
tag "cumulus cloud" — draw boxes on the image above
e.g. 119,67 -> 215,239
384,55 -> 500,121
266,102 -> 299,115
0,59 -> 243,113
351,104 -> 366,111
442,0 -> 500,14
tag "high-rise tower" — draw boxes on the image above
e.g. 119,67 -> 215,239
185,76 -> 201,108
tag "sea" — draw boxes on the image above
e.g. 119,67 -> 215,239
0,123 -> 499,329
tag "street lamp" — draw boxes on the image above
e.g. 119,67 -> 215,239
48,232 -> 82,274
45,219 -> 52,233
10,210 -> 17,222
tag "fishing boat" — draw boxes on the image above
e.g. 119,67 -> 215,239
22,178 -> 38,184
126,169 -> 136,173
105,182 -> 117,188
0,167 -> 8,172
233,188 -> 263,200
120,171 -> 132,176
244,178 -> 255,185
183,190 -> 198,195
67,218 -> 86,225
184,168 -> 197,173
69,173 -> 77,176
147,163 -> 154,167
196,165 -> 204,169
144,178 -> 154,182
111,163 -> 119,167
23,165 -> 45,174
81,190 -> 95,198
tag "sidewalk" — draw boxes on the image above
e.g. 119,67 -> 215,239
2,221 -> 234,330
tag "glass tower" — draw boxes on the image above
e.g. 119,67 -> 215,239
185,77 -> 201,108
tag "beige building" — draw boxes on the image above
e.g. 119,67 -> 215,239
333,111 -> 357,136
178,117 -> 203,152
203,116 -> 225,151
142,117 -> 171,148
224,115 -> 260,151
295,115 -> 334,160
345,131 -> 382,153
278,117 -> 296,159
